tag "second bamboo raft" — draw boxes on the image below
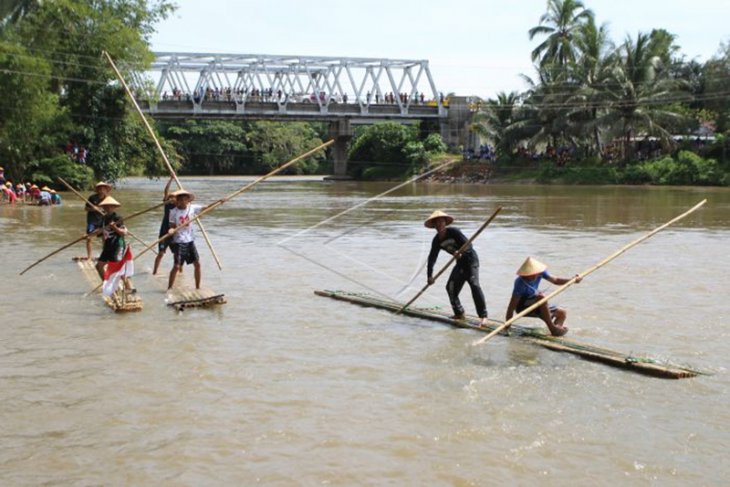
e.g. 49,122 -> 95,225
315,289 -> 706,380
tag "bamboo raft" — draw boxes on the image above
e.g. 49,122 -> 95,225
151,269 -> 226,311
315,290 -> 706,379
75,258 -> 143,313
165,287 -> 226,312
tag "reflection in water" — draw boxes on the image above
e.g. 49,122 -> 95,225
1,178 -> 729,484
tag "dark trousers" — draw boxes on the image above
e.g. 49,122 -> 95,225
446,258 -> 487,318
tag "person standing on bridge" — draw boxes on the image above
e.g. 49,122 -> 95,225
425,210 -> 489,327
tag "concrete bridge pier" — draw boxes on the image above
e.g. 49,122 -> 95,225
440,96 -> 477,152
327,119 -> 353,179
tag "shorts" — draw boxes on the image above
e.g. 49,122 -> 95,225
517,296 -> 557,318
173,241 -> 199,266
87,222 -> 101,234
158,236 -> 171,252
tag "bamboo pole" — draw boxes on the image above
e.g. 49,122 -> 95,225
19,201 -> 165,275
276,157 -> 460,246
472,199 -> 708,346
57,177 -> 157,255
102,50 -> 223,271
397,206 -> 502,314
134,139 -> 335,261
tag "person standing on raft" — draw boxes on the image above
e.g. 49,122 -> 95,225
167,189 -> 205,290
425,210 -> 489,327
85,181 -> 112,260
152,176 -> 177,275
95,196 -> 134,293
505,257 -> 581,337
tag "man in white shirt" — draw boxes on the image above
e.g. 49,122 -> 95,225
167,189 -> 203,290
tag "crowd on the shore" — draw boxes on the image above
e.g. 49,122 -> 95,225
0,168 -> 62,206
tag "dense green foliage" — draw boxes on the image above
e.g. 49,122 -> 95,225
0,0 -> 174,187
472,0 -> 730,185
348,122 -> 447,179
161,120 -> 326,175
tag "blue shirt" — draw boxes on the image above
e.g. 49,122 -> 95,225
512,271 -> 551,298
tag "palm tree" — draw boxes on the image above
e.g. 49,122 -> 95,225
566,17 -> 613,156
506,66 -> 574,153
598,32 -> 689,163
470,91 -> 520,156
528,0 -> 594,68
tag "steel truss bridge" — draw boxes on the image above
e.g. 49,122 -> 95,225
130,53 -> 472,177
131,52 -> 447,121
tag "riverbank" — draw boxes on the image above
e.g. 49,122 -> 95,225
420,151 -> 730,187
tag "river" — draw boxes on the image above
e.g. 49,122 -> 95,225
1,178 -> 728,485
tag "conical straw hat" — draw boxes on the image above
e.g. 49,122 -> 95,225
95,181 -> 112,189
41,186 -> 51,191
98,196 -> 121,207
424,210 -> 454,228
172,189 -> 195,201
517,257 -> 547,276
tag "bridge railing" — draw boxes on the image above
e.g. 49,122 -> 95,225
130,52 -> 447,119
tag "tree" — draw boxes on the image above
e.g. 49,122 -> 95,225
245,121 -> 325,175
0,42 -> 60,181
348,122 -> 446,178
2,0 -> 175,182
528,0 -> 594,68
566,17 -> 613,156
164,120 -> 247,175
703,41 -> 730,133
0,0 -> 36,30
598,31 -> 689,162
470,91 -> 520,156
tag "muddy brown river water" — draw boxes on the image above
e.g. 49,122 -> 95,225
1,177 -> 728,485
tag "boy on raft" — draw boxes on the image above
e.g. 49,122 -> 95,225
95,196 -> 135,294
167,189 -> 208,290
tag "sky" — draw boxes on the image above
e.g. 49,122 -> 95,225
150,0 -> 729,99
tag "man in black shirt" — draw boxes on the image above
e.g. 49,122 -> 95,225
153,177 -> 177,275
425,210 -> 488,326
85,181 -> 111,260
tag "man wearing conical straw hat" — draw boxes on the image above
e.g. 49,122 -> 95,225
506,257 -> 582,337
95,196 -> 135,294
84,181 -> 112,261
425,210 -> 489,326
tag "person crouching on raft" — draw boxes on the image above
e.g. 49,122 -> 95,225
505,257 -> 581,337
95,196 -> 134,293
167,189 -> 207,290
425,210 -> 489,327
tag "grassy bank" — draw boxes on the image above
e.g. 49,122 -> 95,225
481,151 -> 730,186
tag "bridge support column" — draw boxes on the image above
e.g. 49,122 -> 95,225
327,120 -> 353,180
440,96 -> 477,153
